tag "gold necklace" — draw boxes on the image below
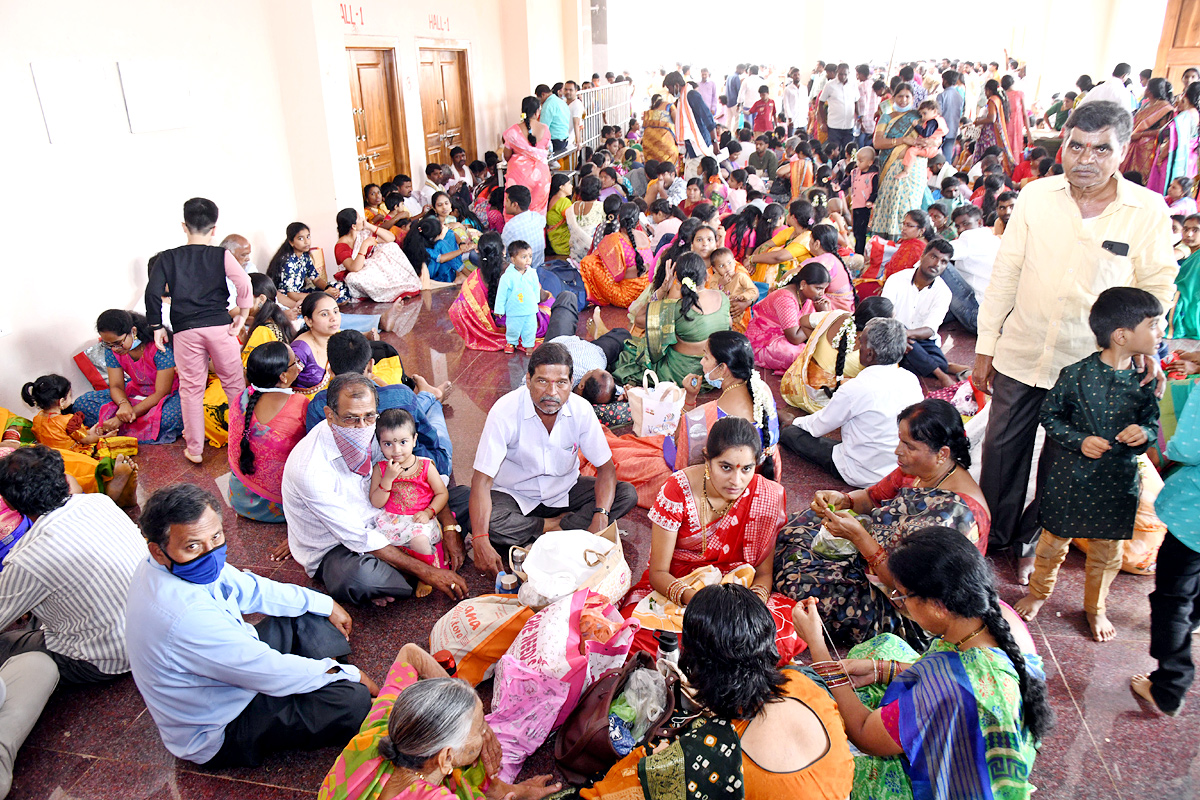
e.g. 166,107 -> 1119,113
914,462 -> 956,489
948,622 -> 988,650
718,380 -> 746,400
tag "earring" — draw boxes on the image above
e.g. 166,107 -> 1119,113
704,465 -> 710,483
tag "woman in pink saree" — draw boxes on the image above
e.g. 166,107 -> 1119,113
1001,75 -> 1029,167
503,96 -> 551,215
450,232 -> 552,351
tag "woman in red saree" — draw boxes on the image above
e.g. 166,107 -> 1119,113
579,202 -> 653,307
449,233 -> 551,351
973,80 -> 1015,173
1123,78 -> 1176,176
502,97 -> 551,215
622,417 -> 796,658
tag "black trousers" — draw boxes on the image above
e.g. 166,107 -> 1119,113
980,371 -> 1051,556
487,477 -> 638,554
779,427 -> 842,481
899,337 -> 949,378
315,545 -> 414,606
852,207 -> 871,255
1149,532 -> 1200,713
545,291 -> 631,369
0,627 -> 117,686
204,613 -> 369,768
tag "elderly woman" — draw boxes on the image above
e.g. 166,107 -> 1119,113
579,202 -> 654,308
612,252 -> 731,385
588,584 -> 854,800
774,399 -> 990,646
503,96 -> 551,215
792,527 -> 1051,800
74,310 -> 182,444
869,83 -> 941,240
318,643 -> 559,800
228,342 -> 307,523
333,208 -> 422,302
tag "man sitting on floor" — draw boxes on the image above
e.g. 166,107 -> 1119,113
283,374 -> 467,604
0,446 -> 147,685
125,484 -> 373,768
881,238 -> 966,387
469,343 -> 637,575
941,204 -> 1000,334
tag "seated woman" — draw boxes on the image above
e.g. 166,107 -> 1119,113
544,173 -> 575,258
598,167 -> 627,202
291,293 -> 341,397
74,309 -> 183,445
725,202 -> 786,264
318,642 -> 559,800
744,199 -> 819,285
622,418 -> 788,650
689,203 -> 726,248
228,342 -> 307,523
679,178 -> 704,216
783,224 -> 856,312
477,182 -> 507,233
564,175 -> 605,262
587,584 -> 854,800
745,262 -> 832,373
593,331 -> 781,508
403,215 -> 475,286
626,219 -> 701,336
774,398 -> 990,646
780,296 -> 893,413
579,202 -> 653,308
613,252 -> 731,386
268,222 -> 351,306
858,209 -> 934,298
430,191 -> 485,248
333,209 -> 422,302
791,527 -> 1050,800
449,232 -> 553,352
241,273 -> 296,362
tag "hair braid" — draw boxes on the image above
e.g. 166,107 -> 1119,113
980,586 -> 1054,742
238,389 -> 264,476
620,213 -> 646,275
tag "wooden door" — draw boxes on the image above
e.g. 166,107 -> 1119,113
418,49 -> 476,167
1156,0 -> 1200,85
348,48 -> 408,187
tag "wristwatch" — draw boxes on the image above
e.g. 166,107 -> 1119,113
594,507 -> 610,517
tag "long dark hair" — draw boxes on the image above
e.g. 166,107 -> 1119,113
267,222 -> 310,285
707,331 -> 775,479
655,218 -> 703,289
336,208 -> 359,237
674,252 -> 706,320
788,199 -> 816,232
809,223 -> 856,307
599,194 -> 624,236
520,96 -> 540,146
727,205 -> 763,261
904,209 -> 934,241
402,216 -> 442,270
889,527 -> 1054,742
616,203 -> 646,275
239,342 -> 292,476
96,309 -> 161,348
985,78 -> 1010,119
245,273 -> 294,346
980,175 -> 1005,221
699,156 -> 720,183
476,231 -> 506,312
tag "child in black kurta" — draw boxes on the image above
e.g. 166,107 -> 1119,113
1014,287 -> 1162,643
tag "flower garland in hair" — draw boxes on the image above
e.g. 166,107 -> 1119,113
680,276 -> 698,292
830,316 -> 856,383
748,369 -> 772,464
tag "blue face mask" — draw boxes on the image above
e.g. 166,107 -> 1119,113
166,544 -> 227,584
894,102 -> 913,113
704,366 -> 724,389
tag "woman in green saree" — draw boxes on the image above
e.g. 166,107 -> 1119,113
868,84 -> 935,240
613,252 -> 731,386
792,526 -> 1053,800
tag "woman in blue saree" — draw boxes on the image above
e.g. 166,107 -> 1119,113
868,84 -> 937,240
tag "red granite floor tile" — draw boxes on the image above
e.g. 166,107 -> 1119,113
5,747 -> 97,800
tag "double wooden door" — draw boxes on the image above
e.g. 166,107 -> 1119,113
1157,0 -> 1200,85
348,48 -> 408,186
418,49 -> 475,166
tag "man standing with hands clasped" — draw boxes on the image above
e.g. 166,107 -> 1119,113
974,101 -> 1178,582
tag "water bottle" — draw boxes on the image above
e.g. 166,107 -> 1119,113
656,631 -> 679,672
433,649 -> 457,676
495,571 -> 519,594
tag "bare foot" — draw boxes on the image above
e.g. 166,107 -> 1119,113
1087,611 -> 1116,642
1131,674 -> 1181,716
932,369 -> 958,388
590,307 -> 609,339
371,595 -> 397,607
412,375 -> 453,402
1013,593 -> 1046,621
106,456 -> 139,508
542,514 -> 567,533
1016,556 -> 1035,586
365,329 -> 381,341
415,582 -> 433,598
270,540 -> 293,562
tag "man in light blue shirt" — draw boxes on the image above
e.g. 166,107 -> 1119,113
537,84 -> 571,153
125,484 -> 373,767
937,69 -> 966,164
501,185 -> 546,270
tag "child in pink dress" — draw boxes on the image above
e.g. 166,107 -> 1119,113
369,408 -> 448,597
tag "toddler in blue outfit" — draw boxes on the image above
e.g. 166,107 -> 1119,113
494,240 -> 548,353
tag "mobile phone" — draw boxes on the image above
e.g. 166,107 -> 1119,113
1101,240 -> 1129,257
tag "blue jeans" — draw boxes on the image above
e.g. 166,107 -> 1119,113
941,136 -> 957,164
939,264 -> 979,333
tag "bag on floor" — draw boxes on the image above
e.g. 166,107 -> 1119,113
428,594 -> 535,685
487,588 -> 639,782
538,262 -> 588,311
510,523 -> 631,607
628,371 -> 685,437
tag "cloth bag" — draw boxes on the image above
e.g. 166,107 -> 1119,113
510,523 -> 631,607
487,589 -> 639,782
627,370 -> 685,437
428,594 -> 535,685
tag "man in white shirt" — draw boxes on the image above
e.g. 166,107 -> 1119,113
781,317 -> 923,487
565,80 -> 585,148
738,65 -> 762,119
820,63 -> 857,153
443,147 -> 474,195
282,374 -> 466,605
881,239 -> 961,387
781,68 -> 809,135
415,163 -> 444,209
940,204 -> 999,333
394,174 -> 426,217
469,344 -> 637,576
1078,63 -> 1134,110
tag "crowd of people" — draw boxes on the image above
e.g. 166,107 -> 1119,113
3,55 -> 1200,800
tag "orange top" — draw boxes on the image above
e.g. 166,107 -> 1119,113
732,670 -> 855,800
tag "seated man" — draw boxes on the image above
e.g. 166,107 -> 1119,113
941,204 -> 1000,334
500,185 -> 546,271
470,344 -> 638,575
125,484 -> 373,768
881,239 -> 965,388
283,374 -> 466,604
0,446 -> 147,685
0,650 -> 58,798
780,318 -> 923,487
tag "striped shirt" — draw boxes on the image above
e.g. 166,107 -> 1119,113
0,494 -> 147,675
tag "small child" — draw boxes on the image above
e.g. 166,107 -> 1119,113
726,169 -> 749,213
749,85 -> 776,133
706,247 -> 758,333
494,240 -> 550,354
1167,177 -> 1198,217
1014,287 -> 1163,643
848,147 -> 879,255
898,100 -> 948,176
369,408 -> 449,599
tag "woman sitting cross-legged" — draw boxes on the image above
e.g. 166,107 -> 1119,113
268,221 -> 351,307
774,398 -> 990,647
579,202 -> 654,308
791,525 -> 1051,800
585,584 -> 854,800
403,215 -> 475,287
74,309 -> 183,445
333,208 -> 422,302
317,642 -> 560,800
228,342 -> 308,523
744,262 -> 833,373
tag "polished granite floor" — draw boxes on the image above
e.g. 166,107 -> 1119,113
10,288 -> 1200,799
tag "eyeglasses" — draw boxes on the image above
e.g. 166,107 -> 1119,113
337,412 -> 378,426
888,589 -> 910,609
99,335 -> 130,350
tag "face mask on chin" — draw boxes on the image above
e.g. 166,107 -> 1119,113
894,102 -> 913,113
704,366 -> 724,389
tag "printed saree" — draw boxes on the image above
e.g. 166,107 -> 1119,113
449,269 -> 551,352
975,96 -> 1014,174
1148,108 -> 1199,194
1122,100 -> 1174,177
869,111 -> 928,239
642,106 -> 679,168
503,123 -> 551,215
579,232 -> 653,308
612,294 -> 732,386
779,310 -> 863,412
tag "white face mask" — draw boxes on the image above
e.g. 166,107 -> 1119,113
704,365 -> 723,389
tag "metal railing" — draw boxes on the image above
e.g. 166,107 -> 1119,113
555,82 -> 637,171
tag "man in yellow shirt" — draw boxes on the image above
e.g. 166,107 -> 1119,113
974,100 -> 1177,578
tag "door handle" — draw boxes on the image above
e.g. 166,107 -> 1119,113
353,108 -> 365,142
357,154 -> 370,163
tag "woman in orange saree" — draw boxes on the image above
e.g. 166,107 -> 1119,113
579,203 -> 653,307
449,233 -> 552,351
973,80 -> 1014,173
641,98 -> 678,168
